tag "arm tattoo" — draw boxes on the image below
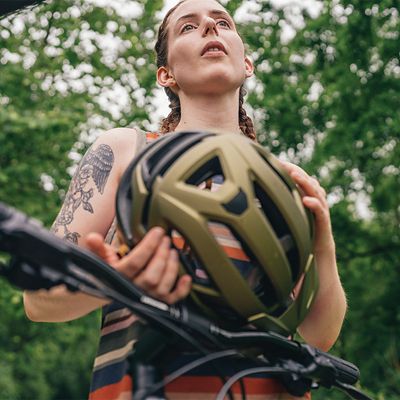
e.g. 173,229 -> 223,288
51,144 -> 115,243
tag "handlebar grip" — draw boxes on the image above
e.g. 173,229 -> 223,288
315,348 -> 359,385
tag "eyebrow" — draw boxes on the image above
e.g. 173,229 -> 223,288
176,9 -> 234,25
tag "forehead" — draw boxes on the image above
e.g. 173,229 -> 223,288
169,0 -> 229,24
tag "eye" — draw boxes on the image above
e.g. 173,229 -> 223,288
181,23 -> 197,33
217,20 -> 231,28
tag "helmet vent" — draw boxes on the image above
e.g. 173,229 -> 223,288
185,156 -> 225,190
144,132 -> 213,190
170,228 -> 215,289
254,148 -> 292,193
207,221 -> 278,308
253,181 -> 300,279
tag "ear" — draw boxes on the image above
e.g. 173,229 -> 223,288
244,56 -> 254,78
157,66 -> 177,88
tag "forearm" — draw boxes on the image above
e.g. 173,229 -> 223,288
281,161 -> 347,351
297,250 -> 347,351
23,285 -> 109,322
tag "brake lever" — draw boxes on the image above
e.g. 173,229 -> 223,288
0,202 -> 141,296
207,326 -> 374,399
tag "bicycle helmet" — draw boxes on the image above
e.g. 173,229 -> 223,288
116,131 -> 318,336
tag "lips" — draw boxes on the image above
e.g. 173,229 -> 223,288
201,41 -> 227,56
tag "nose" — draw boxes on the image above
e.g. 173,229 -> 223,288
202,17 -> 219,37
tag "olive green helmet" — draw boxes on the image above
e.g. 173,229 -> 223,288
116,131 -> 318,336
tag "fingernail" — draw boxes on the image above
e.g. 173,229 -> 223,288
152,227 -> 165,237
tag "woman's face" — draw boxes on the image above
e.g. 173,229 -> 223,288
160,0 -> 253,96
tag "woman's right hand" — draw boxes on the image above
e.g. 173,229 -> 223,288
83,227 -> 192,305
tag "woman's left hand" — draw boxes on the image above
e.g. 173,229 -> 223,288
280,161 -> 335,258
280,161 -> 347,351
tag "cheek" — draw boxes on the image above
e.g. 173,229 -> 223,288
232,40 -> 246,61
168,40 -> 196,69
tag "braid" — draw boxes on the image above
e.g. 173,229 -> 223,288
160,86 -> 257,140
160,88 -> 181,135
239,86 -> 257,142
155,1 -> 185,135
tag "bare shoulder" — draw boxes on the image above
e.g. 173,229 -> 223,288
96,127 -> 140,151
93,127 -> 144,175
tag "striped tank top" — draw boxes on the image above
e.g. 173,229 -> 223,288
89,131 -> 311,400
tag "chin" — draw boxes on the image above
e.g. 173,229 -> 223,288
193,69 -> 244,93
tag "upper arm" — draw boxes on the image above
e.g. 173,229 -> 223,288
51,128 -> 141,244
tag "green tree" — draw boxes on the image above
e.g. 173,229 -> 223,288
240,0 -> 399,398
0,1 -> 163,398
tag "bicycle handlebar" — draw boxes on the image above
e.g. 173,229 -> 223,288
0,202 -> 373,400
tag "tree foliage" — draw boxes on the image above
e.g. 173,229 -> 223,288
240,1 -> 399,397
0,0 -> 398,398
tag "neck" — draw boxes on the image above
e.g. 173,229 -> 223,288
174,89 -> 241,134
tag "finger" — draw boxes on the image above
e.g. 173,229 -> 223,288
84,233 -> 119,265
303,197 -> 330,224
279,162 -> 324,200
164,275 -> 192,305
310,177 -> 327,199
303,197 -> 335,253
156,249 -> 180,297
135,236 -> 171,291
122,227 -> 165,274
279,161 -> 307,177
82,232 -> 104,251
291,172 -> 325,202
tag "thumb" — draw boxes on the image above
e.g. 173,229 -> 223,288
83,232 -> 120,265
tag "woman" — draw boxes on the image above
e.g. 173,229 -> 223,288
24,0 -> 347,398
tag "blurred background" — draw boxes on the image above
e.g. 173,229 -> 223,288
0,0 -> 399,398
